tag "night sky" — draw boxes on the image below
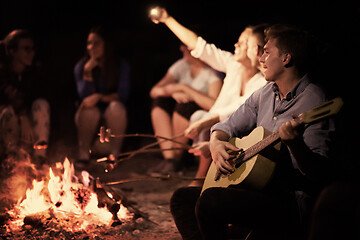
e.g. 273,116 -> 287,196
0,0 -> 358,148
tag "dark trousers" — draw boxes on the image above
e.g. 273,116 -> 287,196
170,186 -> 300,240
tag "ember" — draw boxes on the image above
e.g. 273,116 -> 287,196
3,158 -> 133,237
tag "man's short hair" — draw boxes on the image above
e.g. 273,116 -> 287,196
265,24 -> 319,76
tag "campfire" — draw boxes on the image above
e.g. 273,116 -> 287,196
0,156 -> 154,239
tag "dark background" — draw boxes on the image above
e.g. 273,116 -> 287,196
0,0 -> 358,155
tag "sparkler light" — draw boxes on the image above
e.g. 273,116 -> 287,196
149,6 -> 163,22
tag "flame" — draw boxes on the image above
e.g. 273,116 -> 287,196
19,180 -> 51,215
7,157 -> 131,230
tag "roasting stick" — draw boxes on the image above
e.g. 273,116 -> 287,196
98,126 -> 190,148
103,174 -> 206,186
97,147 -> 189,163
97,126 -> 191,168
105,132 -> 188,171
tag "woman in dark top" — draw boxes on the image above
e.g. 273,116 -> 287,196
74,25 -> 130,163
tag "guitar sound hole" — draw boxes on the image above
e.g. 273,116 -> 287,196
234,152 -> 246,168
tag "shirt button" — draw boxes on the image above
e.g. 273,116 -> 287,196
273,116 -> 278,120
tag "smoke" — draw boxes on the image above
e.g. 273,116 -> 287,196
0,148 -> 39,208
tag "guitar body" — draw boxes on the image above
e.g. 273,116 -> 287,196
201,126 -> 278,194
201,97 -> 344,194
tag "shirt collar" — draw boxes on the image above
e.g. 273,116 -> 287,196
272,74 -> 311,100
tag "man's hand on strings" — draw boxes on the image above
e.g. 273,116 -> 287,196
209,132 -> 241,175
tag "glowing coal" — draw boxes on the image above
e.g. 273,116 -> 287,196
5,157 -> 132,232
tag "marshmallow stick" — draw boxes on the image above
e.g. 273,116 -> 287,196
98,132 -> 188,171
98,126 -> 190,148
97,147 -> 189,163
104,175 -> 205,186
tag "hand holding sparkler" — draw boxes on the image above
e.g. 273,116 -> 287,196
148,6 -> 168,24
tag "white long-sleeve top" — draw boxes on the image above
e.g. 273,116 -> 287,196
190,37 -> 267,121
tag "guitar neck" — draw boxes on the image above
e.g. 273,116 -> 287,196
234,131 -> 280,166
232,97 -> 343,167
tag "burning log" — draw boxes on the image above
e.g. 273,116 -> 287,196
23,212 -> 47,229
98,180 -> 159,225
93,178 -> 122,226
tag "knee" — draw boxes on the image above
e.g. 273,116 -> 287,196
170,187 -> 201,214
1,106 -> 16,118
171,187 -> 190,207
195,188 -> 220,219
32,98 -> 50,113
75,106 -> 101,124
151,106 -> 165,116
106,101 -> 127,116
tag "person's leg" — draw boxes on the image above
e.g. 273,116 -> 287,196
0,106 -> 20,153
151,106 -> 175,160
188,154 -> 211,187
170,186 -> 203,240
103,101 -> 127,157
196,187 -> 292,240
32,98 -> 50,157
74,106 -> 101,160
171,111 -> 190,162
188,128 -> 211,187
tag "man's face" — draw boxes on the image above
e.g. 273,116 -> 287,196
259,38 -> 285,82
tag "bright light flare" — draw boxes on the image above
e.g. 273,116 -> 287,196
149,6 -> 163,22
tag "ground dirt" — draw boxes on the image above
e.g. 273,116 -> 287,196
83,150 -> 196,240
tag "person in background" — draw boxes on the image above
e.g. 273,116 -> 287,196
151,8 -> 267,184
149,44 -> 222,176
74,25 -> 130,165
0,29 -> 50,167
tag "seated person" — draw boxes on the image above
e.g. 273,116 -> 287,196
74,25 -> 130,164
0,29 -> 50,167
149,44 -> 222,176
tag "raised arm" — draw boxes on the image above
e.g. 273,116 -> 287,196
150,8 -> 198,50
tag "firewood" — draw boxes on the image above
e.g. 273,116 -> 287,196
93,178 -> 122,225
99,182 -> 159,225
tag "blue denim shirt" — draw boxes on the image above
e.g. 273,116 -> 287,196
211,75 -> 335,171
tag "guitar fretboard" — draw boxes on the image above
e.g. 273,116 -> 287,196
234,131 -> 280,166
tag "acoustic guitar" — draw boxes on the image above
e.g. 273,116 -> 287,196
201,97 -> 343,194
